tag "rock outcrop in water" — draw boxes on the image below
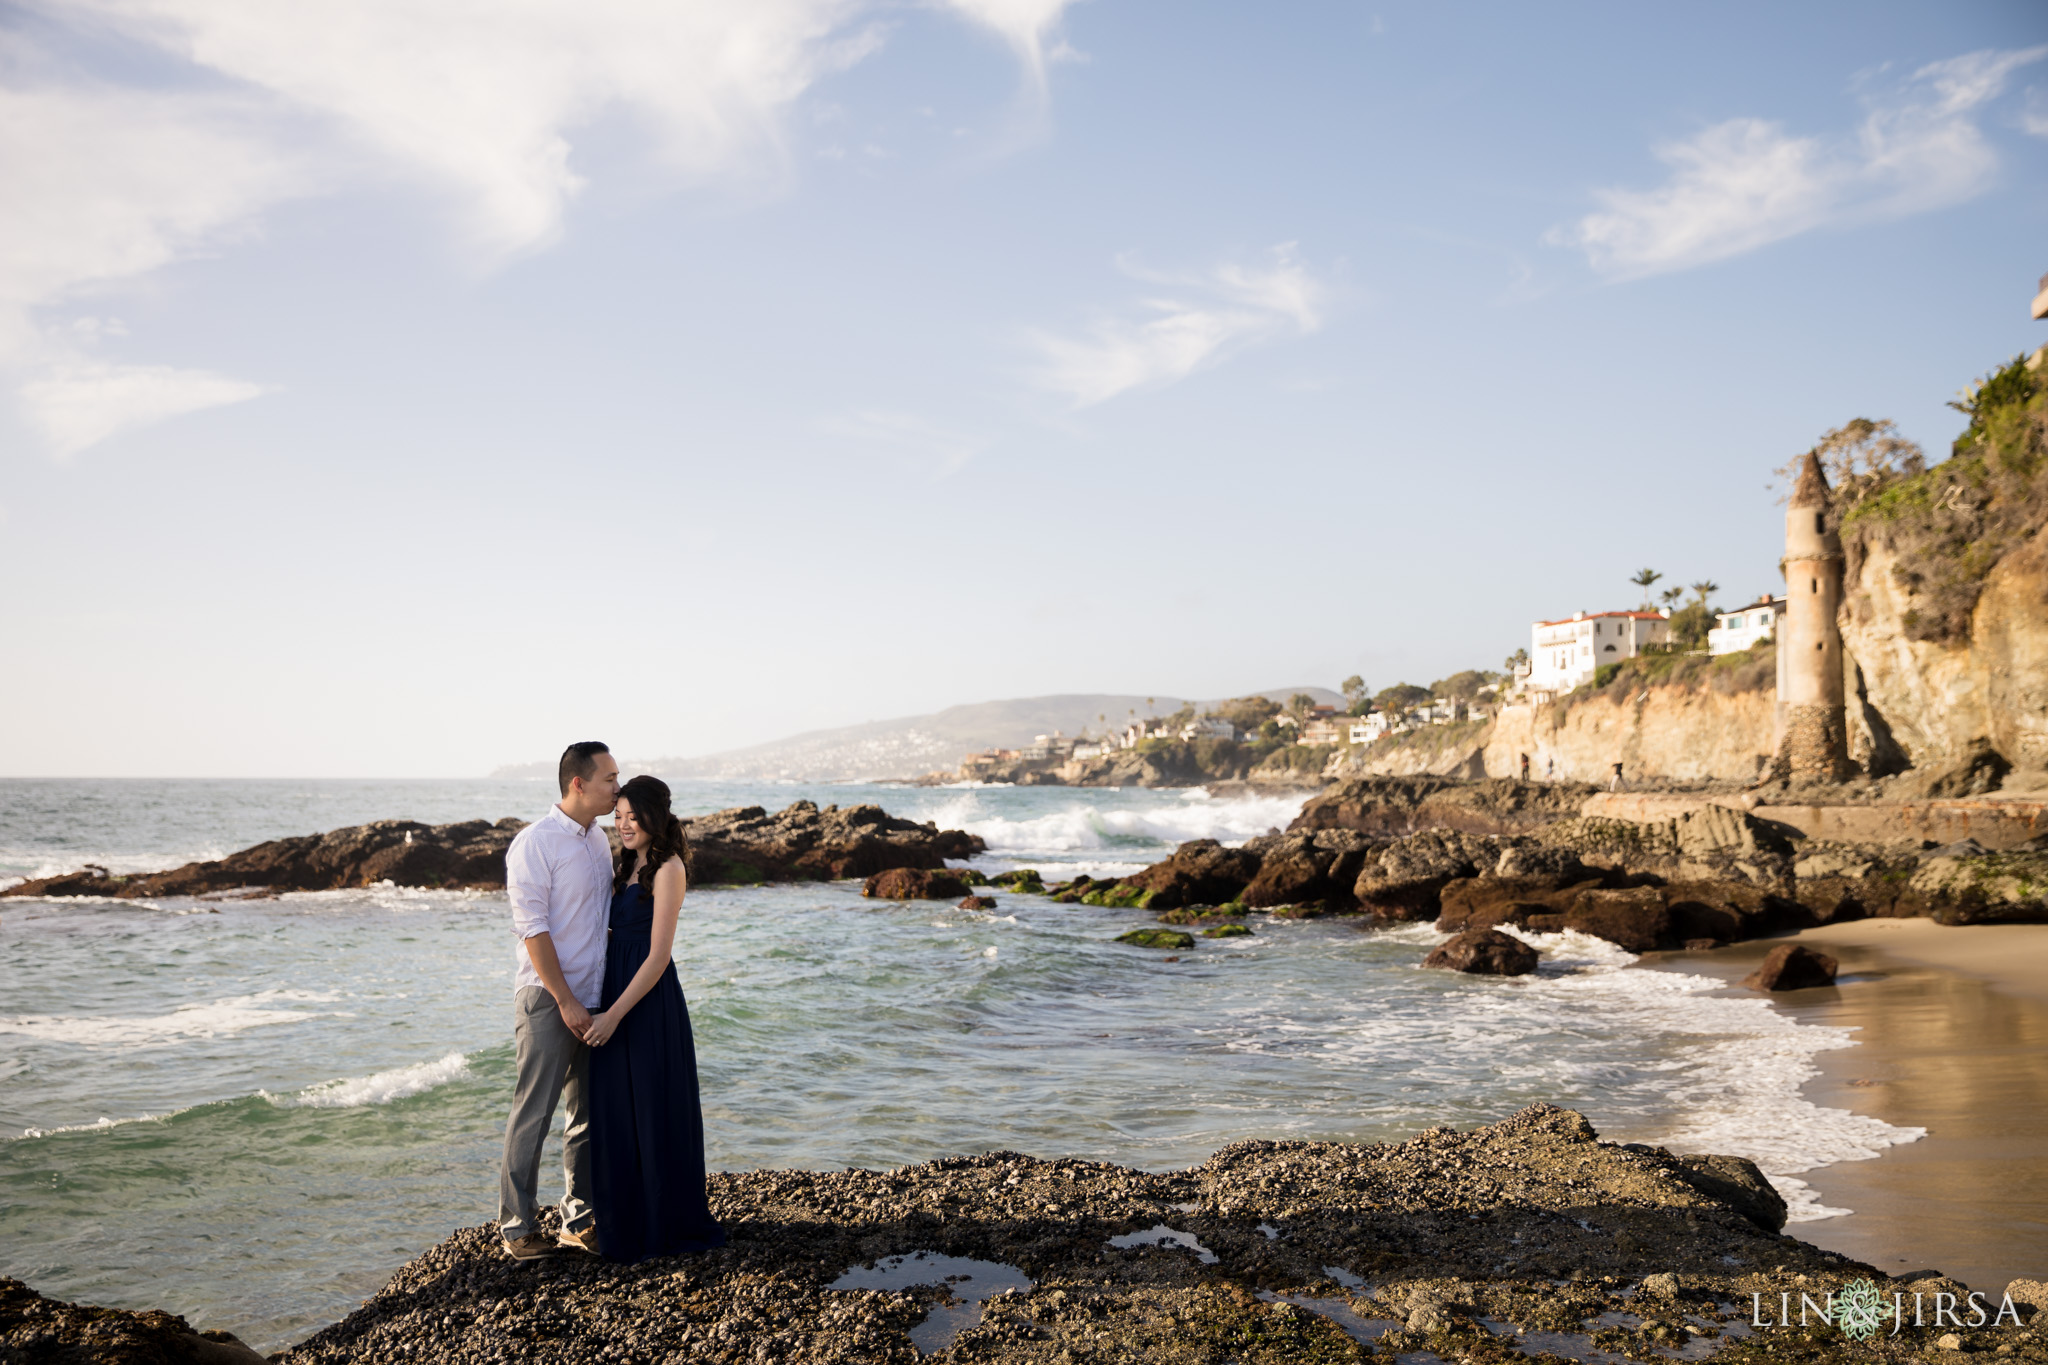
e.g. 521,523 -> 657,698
0,1276 -> 268,1362
0,801 -> 985,900
1087,782 -> 2048,950
32,1104 -> 2040,1364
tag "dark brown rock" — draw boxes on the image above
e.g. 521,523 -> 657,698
2,800 -> 989,899
0,818 -> 527,900
270,1103 -> 1887,1365
1353,829 -> 1501,921
1563,887 -> 1673,953
862,867 -> 973,901
1671,1153 -> 1789,1232
1435,872 -> 1611,933
1740,943 -> 1840,991
1237,830 -> 1377,909
1423,927 -> 1539,975
1116,839 -> 1261,910
1292,776 -> 1596,838
958,894 -> 998,910
0,1277 -> 266,1362
685,800 -> 985,883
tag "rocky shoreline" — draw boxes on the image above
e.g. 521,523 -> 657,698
1040,778 -> 2048,975
0,800 -> 984,901
8,1105 -> 2043,1363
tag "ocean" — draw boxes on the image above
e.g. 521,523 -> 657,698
0,778 -> 1921,1351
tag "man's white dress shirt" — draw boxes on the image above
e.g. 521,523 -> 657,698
506,805 -> 614,1011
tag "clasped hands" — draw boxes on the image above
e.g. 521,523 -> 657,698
558,998 -> 619,1047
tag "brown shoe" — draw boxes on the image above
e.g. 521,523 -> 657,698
502,1232 -> 557,1260
557,1224 -> 601,1254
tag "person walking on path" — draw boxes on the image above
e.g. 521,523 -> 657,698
498,741 -> 619,1259
582,775 -> 727,1262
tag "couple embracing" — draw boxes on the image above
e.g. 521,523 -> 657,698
496,741 -> 726,1263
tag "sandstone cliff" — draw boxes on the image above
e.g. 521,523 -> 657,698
1481,677 -> 1777,784
1832,352 -> 2048,790
1841,525 -> 2048,785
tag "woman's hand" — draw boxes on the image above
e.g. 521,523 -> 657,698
582,1011 -> 618,1047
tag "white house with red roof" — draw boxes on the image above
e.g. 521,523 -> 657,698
1526,609 -> 1671,695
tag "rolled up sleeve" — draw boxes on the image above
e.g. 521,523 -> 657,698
507,834 -> 553,941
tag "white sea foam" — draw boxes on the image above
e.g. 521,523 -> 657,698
19,1111 -> 170,1140
1243,924 -> 1921,1222
1496,929 -> 1922,1220
0,990 -> 335,1049
271,1052 -> 471,1109
926,789 -> 1307,863
0,846 -> 227,885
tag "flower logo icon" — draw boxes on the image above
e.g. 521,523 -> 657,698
1835,1279 -> 1887,1342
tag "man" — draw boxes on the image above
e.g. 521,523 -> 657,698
498,740 -> 619,1259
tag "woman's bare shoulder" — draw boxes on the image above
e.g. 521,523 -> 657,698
655,855 -> 689,886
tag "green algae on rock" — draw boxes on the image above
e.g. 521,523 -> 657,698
1116,928 -> 1195,950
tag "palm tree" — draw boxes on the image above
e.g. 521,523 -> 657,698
1630,567 -> 1663,608
1660,586 -> 1684,610
1689,579 -> 1719,604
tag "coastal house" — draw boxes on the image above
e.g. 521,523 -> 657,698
1349,713 -> 1389,744
1181,716 -> 1235,742
1527,609 -> 1671,694
1708,596 -> 1784,655
1298,717 -> 1344,746
1017,731 -> 1075,762
1071,740 -> 1110,760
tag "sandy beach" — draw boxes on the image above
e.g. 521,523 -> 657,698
1653,919 -> 2048,1293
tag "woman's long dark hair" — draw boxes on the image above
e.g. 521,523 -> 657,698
614,775 -> 690,896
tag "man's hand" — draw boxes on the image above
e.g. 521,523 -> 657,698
522,933 -> 594,1041
557,996 -> 594,1040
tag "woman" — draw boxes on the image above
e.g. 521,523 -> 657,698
583,775 -> 726,1262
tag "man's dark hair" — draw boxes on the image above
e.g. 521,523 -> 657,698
558,741 -> 611,796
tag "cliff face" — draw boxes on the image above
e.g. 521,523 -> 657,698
1480,686 -> 1776,784
1841,524 -> 2048,785
1830,352 -> 2048,790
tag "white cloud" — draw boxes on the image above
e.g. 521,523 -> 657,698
20,361 -> 268,458
2022,86 -> 2048,139
1557,45 -> 2048,279
0,80 -> 303,363
3,0 -> 1081,454
1027,245 -> 1325,407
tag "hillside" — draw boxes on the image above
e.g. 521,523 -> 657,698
491,688 -> 1343,784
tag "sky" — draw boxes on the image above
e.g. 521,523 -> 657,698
3,0 -> 2046,778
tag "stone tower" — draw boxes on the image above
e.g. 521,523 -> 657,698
1774,451 -> 1854,783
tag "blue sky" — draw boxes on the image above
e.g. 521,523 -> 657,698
3,1 -> 2046,777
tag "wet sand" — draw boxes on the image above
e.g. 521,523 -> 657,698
1651,921 -> 2048,1294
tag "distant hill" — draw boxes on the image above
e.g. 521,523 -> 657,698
490,688 -> 1345,783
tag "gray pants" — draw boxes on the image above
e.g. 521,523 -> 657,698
498,985 -> 594,1239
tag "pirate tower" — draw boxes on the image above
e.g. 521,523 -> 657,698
1773,451 -> 1855,783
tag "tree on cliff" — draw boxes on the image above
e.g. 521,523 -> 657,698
1375,682 -> 1430,715
1630,567 -> 1663,608
1213,695 -> 1281,735
1831,356 -> 2046,643
1773,418 -> 1925,497
1341,675 -> 1368,714
1287,693 -> 1318,720
1669,582 -> 1721,650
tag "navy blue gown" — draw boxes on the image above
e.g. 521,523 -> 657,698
589,881 -> 726,1262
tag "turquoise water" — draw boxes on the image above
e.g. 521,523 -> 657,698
0,779 -> 1917,1351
